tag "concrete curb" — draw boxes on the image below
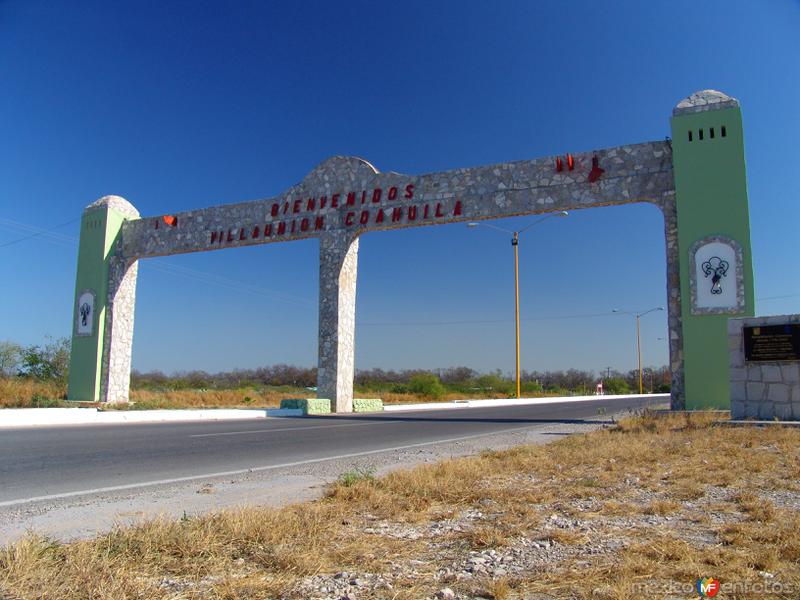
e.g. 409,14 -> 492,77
0,408 -> 271,428
382,394 -> 669,412
0,394 -> 669,428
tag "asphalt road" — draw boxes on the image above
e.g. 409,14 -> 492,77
0,396 -> 665,507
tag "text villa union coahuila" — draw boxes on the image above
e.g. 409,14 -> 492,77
204,184 -> 464,246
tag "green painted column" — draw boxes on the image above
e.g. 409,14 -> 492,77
670,91 -> 755,409
67,196 -> 140,402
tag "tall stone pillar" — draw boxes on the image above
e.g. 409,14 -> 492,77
317,231 -> 359,412
67,196 -> 139,403
100,255 -> 139,403
670,90 -> 755,409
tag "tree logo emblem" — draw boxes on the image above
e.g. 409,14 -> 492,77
701,256 -> 729,295
80,302 -> 91,326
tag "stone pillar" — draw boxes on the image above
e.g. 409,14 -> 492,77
660,193 -> 686,410
99,255 -> 138,403
317,231 -> 359,412
67,196 -> 140,403
670,90 -> 755,409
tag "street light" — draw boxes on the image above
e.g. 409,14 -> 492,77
612,307 -> 664,394
467,211 -> 569,399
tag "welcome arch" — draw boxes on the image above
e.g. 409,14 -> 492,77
67,90 -> 754,412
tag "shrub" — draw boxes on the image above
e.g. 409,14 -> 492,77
475,373 -> 514,396
603,377 -> 631,395
408,373 -> 445,399
337,466 -> 375,487
18,337 -> 70,384
0,341 -> 22,377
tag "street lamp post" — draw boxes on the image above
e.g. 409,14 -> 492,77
468,211 -> 568,399
613,307 -> 664,394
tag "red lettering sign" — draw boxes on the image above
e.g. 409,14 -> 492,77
207,181 -> 430,245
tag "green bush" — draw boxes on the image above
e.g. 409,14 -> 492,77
19,337 -> 70,384
337,466 -> 375,487
603,377 -> 631,395
408,373 -> 445,399
475,374 -> 514,397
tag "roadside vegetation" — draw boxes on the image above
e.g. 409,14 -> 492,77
1,411 -> 797,599
0,337 -> 670,409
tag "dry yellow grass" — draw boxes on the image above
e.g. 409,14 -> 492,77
128,387 -> 289,409
0,378 -> 67,408
2,411 -> 799,599
0,378 -> 534,410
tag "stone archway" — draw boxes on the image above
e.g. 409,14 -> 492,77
67,90 -> 754,412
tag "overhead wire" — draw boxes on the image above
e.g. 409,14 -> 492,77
0,218 -> 81,248
3,217 -> 798,325
0,218 -> 316,307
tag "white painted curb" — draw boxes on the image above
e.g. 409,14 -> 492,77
382,394 -> 669,412
0,408 -> 271,428
0,394 -> 669,428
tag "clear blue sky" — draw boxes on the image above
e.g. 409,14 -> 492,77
2,1 -> 799,376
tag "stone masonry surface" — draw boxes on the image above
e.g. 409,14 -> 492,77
729,314 -> 800,420
279,398 -> 332,415
91,197 -> 139,404
120,144 -> 674,260
111,142 -> 682,409
672,89 -> 739,116
688,235 -> 747,316
352,398 -> 384,413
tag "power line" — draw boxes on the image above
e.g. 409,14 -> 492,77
0,217 -> 80,248
0,217 -> 316,308
5,217 -> 799,321
357,311 -> 621,327
757,293 -> 800,302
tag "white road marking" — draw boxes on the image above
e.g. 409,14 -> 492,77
0,424 -> 543,508
189,420 -> 398,438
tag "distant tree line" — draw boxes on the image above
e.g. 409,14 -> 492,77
130,364 -> 671,397
0,338 -> 70,384
1,337 -> 670,398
